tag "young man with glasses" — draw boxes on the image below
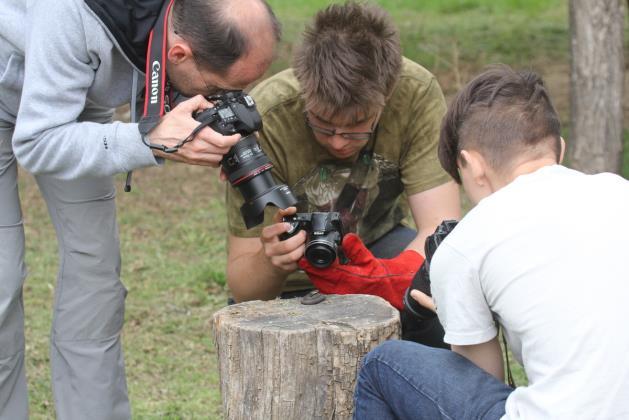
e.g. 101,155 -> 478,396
225,1 -> 460,347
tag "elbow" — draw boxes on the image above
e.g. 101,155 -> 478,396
12,133 -> 56,177
226,264 -> 252,303
12,136 -> 38,174
226,264 -> 280,303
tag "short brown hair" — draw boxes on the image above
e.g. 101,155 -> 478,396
439,65 -> 562,184
293,1 -> 402,123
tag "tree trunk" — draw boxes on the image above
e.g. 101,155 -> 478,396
212,294 -> 400,420
569,0 -> 625,174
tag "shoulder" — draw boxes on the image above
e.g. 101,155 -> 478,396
250,69 -> 304,117
31,0 -> 92,25
28,0 -> 108,48
393,57 -> 442,99
384,57 -> 445,121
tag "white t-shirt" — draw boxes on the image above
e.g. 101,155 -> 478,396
431,165 -> 629,420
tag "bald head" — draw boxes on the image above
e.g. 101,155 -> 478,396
171,0 -> 280,75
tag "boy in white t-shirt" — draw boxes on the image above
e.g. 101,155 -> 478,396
353,65 -> 629,420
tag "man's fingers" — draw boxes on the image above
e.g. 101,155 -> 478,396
176,94 -> 212,114
195,128 -> 241,150
410,289 -> 437,313
270,244 -> 306,269
261,221 -> 291,242
272,206 -> 297,224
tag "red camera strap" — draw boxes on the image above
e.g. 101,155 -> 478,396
138,0 -> 175,135
125,0 -> 173,192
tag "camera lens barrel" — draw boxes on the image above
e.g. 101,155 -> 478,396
200,91 -> 298,229
305,240 -> 338,268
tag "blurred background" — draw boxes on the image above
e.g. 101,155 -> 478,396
19,1 -> 628,417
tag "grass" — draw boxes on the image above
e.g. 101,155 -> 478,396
19,0 -> 626,417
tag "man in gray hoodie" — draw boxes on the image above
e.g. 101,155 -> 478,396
0,0 -> 279,418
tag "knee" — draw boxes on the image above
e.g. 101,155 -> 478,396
359,340 -> 413,383
360,339 -> 441,381
362,340 -> 406,367
363,340 -> 426,366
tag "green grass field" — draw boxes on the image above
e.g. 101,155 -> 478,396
19,0 -> 627,418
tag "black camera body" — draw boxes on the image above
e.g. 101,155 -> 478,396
403,219 -> 458,321
194,91 -> 296,228
280,212 -> 345,268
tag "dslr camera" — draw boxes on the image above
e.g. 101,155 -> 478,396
194,91 -> 296,228
280,212 -> 345,268
403,219 -> 458,321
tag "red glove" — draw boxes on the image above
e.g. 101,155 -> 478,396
298,233 -> 425,310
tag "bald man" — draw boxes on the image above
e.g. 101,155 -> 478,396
0,0 -> 279,418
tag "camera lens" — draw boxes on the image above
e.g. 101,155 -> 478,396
221,134 -> 297,229
305,239 -> 337,268
197,91 -> 297,229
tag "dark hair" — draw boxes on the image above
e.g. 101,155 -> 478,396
293,1 -> 402,123
171,0 -> 281,75
439,65 -> 562,184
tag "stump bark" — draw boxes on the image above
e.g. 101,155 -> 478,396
212,294 -> 400,420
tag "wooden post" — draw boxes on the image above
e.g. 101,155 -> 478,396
212,294 -> 400,420
569,0 -> 625,174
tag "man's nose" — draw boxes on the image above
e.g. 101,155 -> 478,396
328,135 -> 349,150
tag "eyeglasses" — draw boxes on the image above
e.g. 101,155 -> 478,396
304,111 -> 379,141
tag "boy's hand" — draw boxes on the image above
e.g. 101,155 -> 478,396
410,289 -> 437,313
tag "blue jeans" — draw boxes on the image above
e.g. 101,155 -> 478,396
354,340 -> 513,420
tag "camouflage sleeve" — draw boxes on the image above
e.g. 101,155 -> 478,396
400,77 -> 452,196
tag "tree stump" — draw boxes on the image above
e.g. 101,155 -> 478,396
212,294 -> 400,420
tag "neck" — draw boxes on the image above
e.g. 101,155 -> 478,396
493,158 -> 558,190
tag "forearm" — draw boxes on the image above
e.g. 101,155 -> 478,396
13,120 -> 157,179
405,230 -> 430,257
407,181 -> 461,256
227,246 -> 292,302
452,337 -> 504,381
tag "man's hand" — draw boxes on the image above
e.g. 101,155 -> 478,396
148,95 -> 241,166
259,207 -> 307,272
299,233 -> 424,310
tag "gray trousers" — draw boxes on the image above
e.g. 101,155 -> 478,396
0,125 -> 130,419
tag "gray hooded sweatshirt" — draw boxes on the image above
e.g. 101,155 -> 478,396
0,0 -> 158,179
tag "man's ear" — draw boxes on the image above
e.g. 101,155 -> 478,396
167,40 -> 193,65
558,137 -> 566,164
459,149 -> 488,186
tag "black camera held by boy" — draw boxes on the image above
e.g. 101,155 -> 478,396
194,91 -> 297,229
403,219 -> 458,321
280,212 -> 345,268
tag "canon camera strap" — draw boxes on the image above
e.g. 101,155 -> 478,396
124,0 -> 173,192
138,0 -> 173,135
